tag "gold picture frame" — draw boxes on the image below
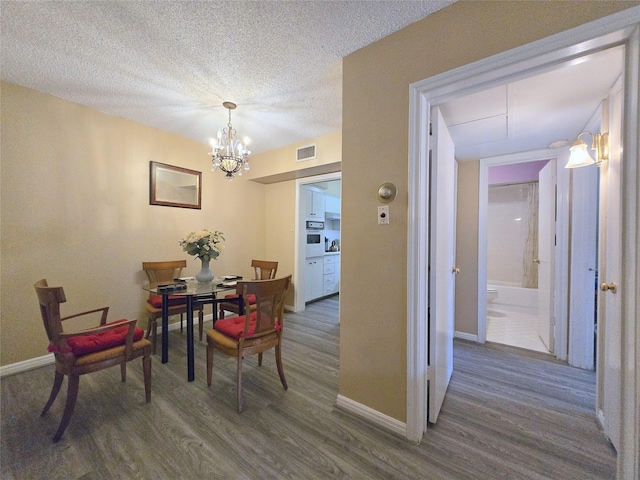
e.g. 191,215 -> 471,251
150,161 -> 202,209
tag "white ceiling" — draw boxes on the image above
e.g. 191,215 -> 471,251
439,46 -> 624,161
1,0 -> 454,155
1,2 -> 624,162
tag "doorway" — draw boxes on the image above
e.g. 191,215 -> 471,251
406,13 -> 640,464
481,158 -> 554,354
294,172 -> 341,312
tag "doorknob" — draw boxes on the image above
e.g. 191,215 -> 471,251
600,282 -> 617,293
451,267 -> 460,274
533,258 -> 541,264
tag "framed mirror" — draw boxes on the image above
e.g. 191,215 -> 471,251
150,161 -> 202,209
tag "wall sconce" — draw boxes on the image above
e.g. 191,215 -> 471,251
565,130 -> 609,168
378,182 -> 397,203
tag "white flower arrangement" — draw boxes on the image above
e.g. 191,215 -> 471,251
179,229 -> 224,262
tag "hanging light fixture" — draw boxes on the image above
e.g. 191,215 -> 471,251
565,130 -> 608,168
208,101 -> 251,180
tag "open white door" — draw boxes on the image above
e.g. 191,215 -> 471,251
597,84 -> 622,451
427,107 -> 457,424
537,160 -> 556,352
568,153 -> 598,370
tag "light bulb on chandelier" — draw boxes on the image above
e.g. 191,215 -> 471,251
208,101 -> 251,180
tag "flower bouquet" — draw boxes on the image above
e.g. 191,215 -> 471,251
179,229 -> 224,262
179,229 -> 224,283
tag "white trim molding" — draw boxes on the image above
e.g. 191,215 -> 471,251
0,314 -> 214,378
335,394 -> 407,438
0,353 -> 54,378
454,331 -> 477,343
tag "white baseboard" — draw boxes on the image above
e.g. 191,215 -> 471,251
0,314 -> 219,378
454,331 -> 478,342
335,394 -> 407,438
0,353 -> 55,378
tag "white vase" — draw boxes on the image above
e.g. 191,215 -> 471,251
195,258 -> 214,283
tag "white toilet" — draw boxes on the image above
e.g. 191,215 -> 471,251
487,286 -> 498,303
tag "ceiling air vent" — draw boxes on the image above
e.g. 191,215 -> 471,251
296,144 -> 316,162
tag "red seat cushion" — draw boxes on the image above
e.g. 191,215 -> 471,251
223,293 -> 257,305
63,320 -> 144,356
214,312 -> 281,339
147,294 -> 188,308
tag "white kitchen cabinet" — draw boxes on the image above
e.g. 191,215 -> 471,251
305,256 -> 324,301
305,187 -> 325,221
325,194 -> 340,218
323,254 -> 340,295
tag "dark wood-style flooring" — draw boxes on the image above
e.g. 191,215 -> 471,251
1,296 -> 616,479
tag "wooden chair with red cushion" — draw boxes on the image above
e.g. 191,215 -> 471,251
34,279 -> 152,442
218,260 -> 278,320
142,260 -> 205,354
207,275 -> 291,412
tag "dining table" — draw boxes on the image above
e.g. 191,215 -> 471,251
142,279 -> 243,382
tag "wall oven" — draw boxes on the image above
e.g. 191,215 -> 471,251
305,221 -> 325,257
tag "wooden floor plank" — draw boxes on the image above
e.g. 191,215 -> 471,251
1,296 -> 616,479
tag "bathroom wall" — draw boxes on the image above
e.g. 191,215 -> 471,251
487,182 -> 537,287
487,161 -> 549,288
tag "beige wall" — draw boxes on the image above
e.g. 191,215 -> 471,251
340,1 -> 636,422
0,83 -> 271,365
264,180 -> 297,306
455,161 -> 480,336
247,131 -> 341,183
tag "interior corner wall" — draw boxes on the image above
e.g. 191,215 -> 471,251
264,180 -> 297,307
0,82 -> 267,366
340,0 -> 635,423
455,161 -> 480,336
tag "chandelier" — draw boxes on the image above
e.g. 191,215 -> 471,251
208,101 -> 251,180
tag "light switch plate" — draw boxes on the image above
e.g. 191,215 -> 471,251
378,205 -> 390,224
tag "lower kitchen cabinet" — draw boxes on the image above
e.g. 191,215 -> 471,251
305,256 -> 324,302
306,254 -> 340,302
323,254 -> 340,296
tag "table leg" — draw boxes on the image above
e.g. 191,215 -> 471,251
161,294 -> 169,364
186,295 -> 194,382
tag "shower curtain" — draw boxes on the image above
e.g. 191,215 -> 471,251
522,181 -> 539,288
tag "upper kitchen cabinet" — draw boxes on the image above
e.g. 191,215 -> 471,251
325,194 -> 340,219
305,186 -> 325,221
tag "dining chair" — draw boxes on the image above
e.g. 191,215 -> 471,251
142,260 -> 205,354
218,260 -> 278,319
34,279 -> 152,442
207,275 -> 292,412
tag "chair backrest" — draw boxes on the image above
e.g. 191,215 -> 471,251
238,275 -> 291,336
142,260 -> 187,283
34,279 -> 66,342
251,260 -> 278,280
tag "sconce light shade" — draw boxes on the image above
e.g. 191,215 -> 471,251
565,130 -> 609,169
565,138 -> 596,168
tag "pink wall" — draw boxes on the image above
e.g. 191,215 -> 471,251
488,159 -> 550,185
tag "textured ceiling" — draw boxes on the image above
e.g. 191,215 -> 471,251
1,0 -> 454,155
